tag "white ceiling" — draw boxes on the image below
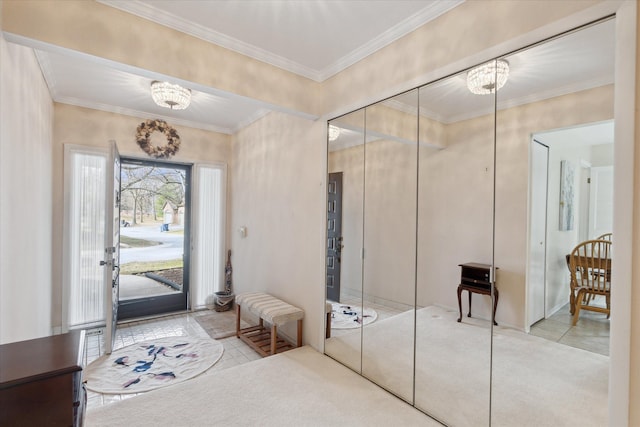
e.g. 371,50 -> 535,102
100,0 -> 463,82
27,0 -> 463,134
16,1 -> 614,136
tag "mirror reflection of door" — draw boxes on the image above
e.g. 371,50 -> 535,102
327,172 -> 343,303
527,139 -> 549,327
325,109 -> 365,374
528,121 -> 613,349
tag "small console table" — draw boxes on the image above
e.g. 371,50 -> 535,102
457,262 -> 498,326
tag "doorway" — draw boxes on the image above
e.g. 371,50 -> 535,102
117,158 -> 192,320
528,121 -> 614,355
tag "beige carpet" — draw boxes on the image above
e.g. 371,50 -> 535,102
194,308 -> 248,340
85,346 -> 440,427
325,306 -> 609,427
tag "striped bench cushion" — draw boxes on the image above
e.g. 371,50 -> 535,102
236,292 -> 304,326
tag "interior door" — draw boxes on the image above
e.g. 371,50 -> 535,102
103,141 -> 121,354
528,140 -> 549,327
327,172 -> 343,302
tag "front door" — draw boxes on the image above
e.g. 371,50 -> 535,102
327,172 -> 343,302
104,141 -> 121,354
116,158 -> 191,320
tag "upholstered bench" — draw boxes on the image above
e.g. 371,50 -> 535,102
235,292 -> 304,356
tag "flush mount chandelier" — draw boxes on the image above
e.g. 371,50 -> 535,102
328,125 -> 341,141
466,59 -> 510,95
150,81 -> 191,110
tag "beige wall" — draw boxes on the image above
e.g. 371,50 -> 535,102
0,36 -> 54,344
231,111 -> 325,347
52,104 -> 232,329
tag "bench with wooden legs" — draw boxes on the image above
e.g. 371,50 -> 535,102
235,292 -> 304,357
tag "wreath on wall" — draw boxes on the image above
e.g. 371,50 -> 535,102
135,119 -> 181,159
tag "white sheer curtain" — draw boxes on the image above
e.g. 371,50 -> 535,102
63,145 -> 107,329
192,163 -> 226,309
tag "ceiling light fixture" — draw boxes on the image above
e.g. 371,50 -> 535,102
328,125 -> 341,141
150,81 -> 191,110
466,59 -> 510,95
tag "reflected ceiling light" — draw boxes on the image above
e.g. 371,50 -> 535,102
466,59 -> 510,95
150,81 -> 191,110
328,125 -> 341,141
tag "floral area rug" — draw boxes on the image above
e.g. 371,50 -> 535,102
331,303 -> 378,329
84,336 -> 223,394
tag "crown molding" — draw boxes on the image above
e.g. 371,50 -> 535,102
98,0 -> 323,81
317,0 -> 464,81
99,0 -> 464,83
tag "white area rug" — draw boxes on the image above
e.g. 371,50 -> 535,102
331,302 -> 377,329
85,336 -> 223,394
86,346 -> 439,427
325,306 -> 609,427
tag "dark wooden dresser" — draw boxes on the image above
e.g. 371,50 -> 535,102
457,262 -> 498,326
0,329 -> 86,426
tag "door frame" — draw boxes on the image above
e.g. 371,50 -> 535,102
117,156 -> 193,320
104,141 -> 121,353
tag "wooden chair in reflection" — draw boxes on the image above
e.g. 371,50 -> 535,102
596,232 -> 612,241
569,239 -> 612,326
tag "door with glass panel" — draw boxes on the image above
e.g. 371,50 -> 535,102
104,141 -> 121,353
116,158 -> 191,320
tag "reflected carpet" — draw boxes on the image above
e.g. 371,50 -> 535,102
85,336 -> 223,394
331,303 -> 377,329
325,306 -> 608,427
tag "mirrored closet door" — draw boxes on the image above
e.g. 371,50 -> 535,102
491,18 -> 614,426
325,16 -> 614,427
325,109 -> 366,374
361,89 -> 419,403
414,67 -> 497,426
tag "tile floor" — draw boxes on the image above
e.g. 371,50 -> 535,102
529,297 -> 610,356
84,310 -> 260,410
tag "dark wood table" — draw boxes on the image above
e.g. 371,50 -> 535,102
457,262 -> 498,326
